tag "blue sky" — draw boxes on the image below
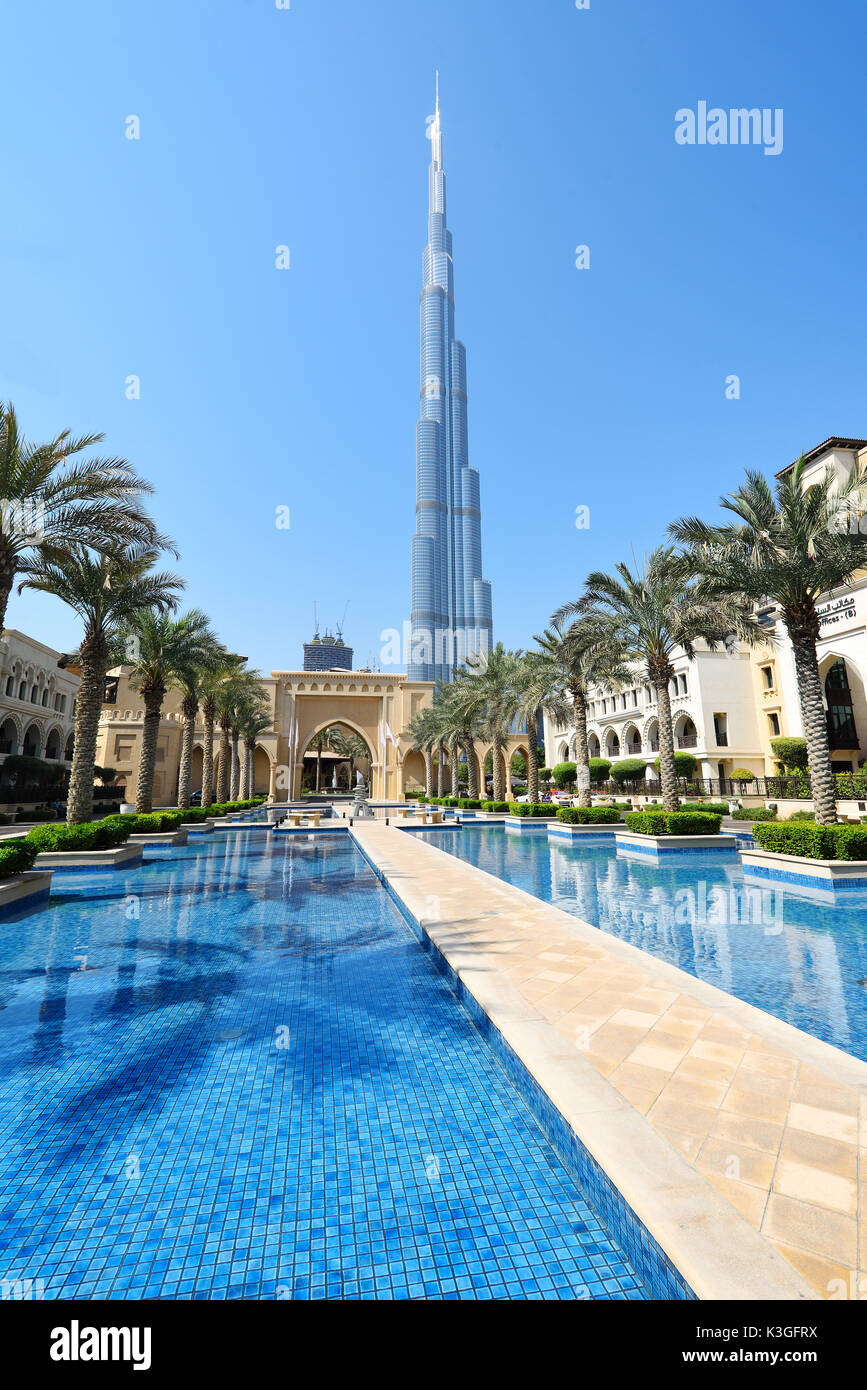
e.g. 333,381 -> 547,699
2,0 -> 865,673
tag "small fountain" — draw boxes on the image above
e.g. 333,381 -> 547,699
351,769 -> 373,820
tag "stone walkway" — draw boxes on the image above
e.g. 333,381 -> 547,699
352,822 -> 867,1301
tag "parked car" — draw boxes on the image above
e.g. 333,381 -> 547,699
190,789 -> 203,805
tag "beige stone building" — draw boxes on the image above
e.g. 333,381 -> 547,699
0,629 -> 79,770
96,666 -> 440,803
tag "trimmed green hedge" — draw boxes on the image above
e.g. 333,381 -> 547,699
104,810 -> 186,833
510,803 -> 558,818
481,801 -> 510,812
752,822 -> 867,861
624,811 -> 723,836
0,840 -> 39,878
456,798 -> 482,810
26,820 -> 134,853
684,802 -> 730,815
557,807 -> 620,825
731,807 -> 776,821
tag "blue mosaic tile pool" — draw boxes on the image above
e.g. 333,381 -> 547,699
417,826 -> 867,1063
0,832 -> 652,1300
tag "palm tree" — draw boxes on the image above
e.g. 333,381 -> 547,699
458,643 -> 522,801
404,707 -> 439,798
174,637 -> 228,810
0,402 -> 172,630
533,619 -> 630,807
212,668 -> 262,803
127,609 -> 218,813
512,649 -> 570,804
557,549 -> 742,812
199,656 -> 243,809
19,545 -> 183,823
329,729 -> 369,789
670,458 -> 867,824
240,708 -> 272,799
435,680 -> 483,799
231,676 -> 267,799
305,725 -> 341,793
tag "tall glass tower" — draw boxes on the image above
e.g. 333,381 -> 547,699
408,78 -> 492,685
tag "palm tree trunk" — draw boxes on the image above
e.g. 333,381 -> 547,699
492,733 -> 505,801
0,542 -> 16,636
450,738 -> 459,795
790,623 -> 837,824
66,634 -> 108,824
217,721 -> 230,802
424,748 -> 434,798
230,731 -> 240,800
464,735 -> 479,799
571,686 -> 592,808
135,688 -> 163,813
240,741 -> 250,799
654,677 -> 680,813
177,696 -> 197,810
315,748 -> 322,792
526,710 -> 539,804
202,706 -> 215,809
437,740 -> 446,797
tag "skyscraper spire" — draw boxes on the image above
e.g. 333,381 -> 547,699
408,81 -> 493,685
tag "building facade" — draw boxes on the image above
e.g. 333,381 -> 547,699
408,79 -> 493,684
544,643 -> 767,790
302,630 -> 353,672
95,665 -> 439,804
0,630 -> 79,772
750,437 -> 867,773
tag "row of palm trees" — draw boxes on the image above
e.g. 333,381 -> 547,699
1,402 -> 269,823
407,459 -> 867,826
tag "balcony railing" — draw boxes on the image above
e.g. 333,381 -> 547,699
649,739 -> 659,751
677,735 -> 698,749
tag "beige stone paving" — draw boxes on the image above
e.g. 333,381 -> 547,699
353,822 -> 867,1300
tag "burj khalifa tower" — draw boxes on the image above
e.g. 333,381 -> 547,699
407,77 -> 493,685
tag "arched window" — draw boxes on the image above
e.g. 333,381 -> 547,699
826,660 -> 858,749
64,732 -> 74,761
0,718 -> 17,755
4,677 -> 13,696
18,681 -> 26,700
22,724 -> 40,757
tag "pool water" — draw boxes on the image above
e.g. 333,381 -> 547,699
0,832 -> 651,1300
418,826 -> 867,1063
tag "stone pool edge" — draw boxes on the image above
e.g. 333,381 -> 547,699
350,822 -> 817,1303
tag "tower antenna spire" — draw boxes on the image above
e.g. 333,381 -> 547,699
435,70 -> 439,116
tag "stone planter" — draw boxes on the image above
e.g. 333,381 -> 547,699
615,831 -> 738,857
548,822 -> 621,840
128,829 -> 188,847
0,870 -> 53,916
741,846 -> 867,888
505,816 -> 558,831
33,844 -> 143,872
182,819 -> 215,834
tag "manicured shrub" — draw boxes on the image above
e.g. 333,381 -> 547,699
729,769 -> 756,783
481,801 -> 510,812
654,751 -> 697,779
786,810 -> 816,822
732,806 -> 776,821
609,758 -> 648,786
509,803 -> 557,817
552,761 -> 577,790
557,807 -> 620,824
836,770 -> 867,799
14,808 -> 57,822
26,820 -> 134,853
416,794 -> 428,803
684,802 -> 730,815
752,822 -> 867,860
0,813 -> 13,825
625,810 -> 722,836
588,757 -> 612,783
0,840 -> 39,878
769,737 -> 809,771
456,798 -> 482,810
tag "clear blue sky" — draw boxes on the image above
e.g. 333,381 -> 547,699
2,0 -> 865,672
